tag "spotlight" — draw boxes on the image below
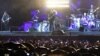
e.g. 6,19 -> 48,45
46,0 -> 69,8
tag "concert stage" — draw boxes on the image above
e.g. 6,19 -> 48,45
0,31 -> 100,36
0,31 -> 100,41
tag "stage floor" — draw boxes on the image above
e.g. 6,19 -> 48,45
0,31 -> 100,36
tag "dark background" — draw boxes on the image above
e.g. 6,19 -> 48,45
0,0 -> 45,26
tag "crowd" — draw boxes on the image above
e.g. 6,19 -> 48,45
0,38 -> 100,56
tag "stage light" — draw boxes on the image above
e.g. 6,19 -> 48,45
46,5 -> 69,8
46,0 -> 69,8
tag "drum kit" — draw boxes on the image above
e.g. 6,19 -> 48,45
69,13 -> 96,30
69,4 -> 100,31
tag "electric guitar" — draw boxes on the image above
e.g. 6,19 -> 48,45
1,17 -> 11,23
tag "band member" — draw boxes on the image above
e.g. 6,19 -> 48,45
88,4 -> 95,20
81,13 -> 89,31
81,13 -> 88,25
48,9 -> 58,31
31,10 -> 40,22
31,10 -> 40,31
69,14 -> 76,29
1,11 -> 11,31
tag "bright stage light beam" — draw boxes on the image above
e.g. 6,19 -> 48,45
46,5 -> 69,8
46,0 -> 69,8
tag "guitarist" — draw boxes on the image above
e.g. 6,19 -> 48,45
1,11 -> 11,31
48,9 -> 57,32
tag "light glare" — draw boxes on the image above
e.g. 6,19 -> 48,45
46,0 -> 69,8
46,5 -> 69,8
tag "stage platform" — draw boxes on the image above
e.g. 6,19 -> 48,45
0,31 -> 100,36
0,31 -> 100,41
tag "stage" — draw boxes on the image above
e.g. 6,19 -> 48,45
0,31 -> 100,41
0,31 -> 100,36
